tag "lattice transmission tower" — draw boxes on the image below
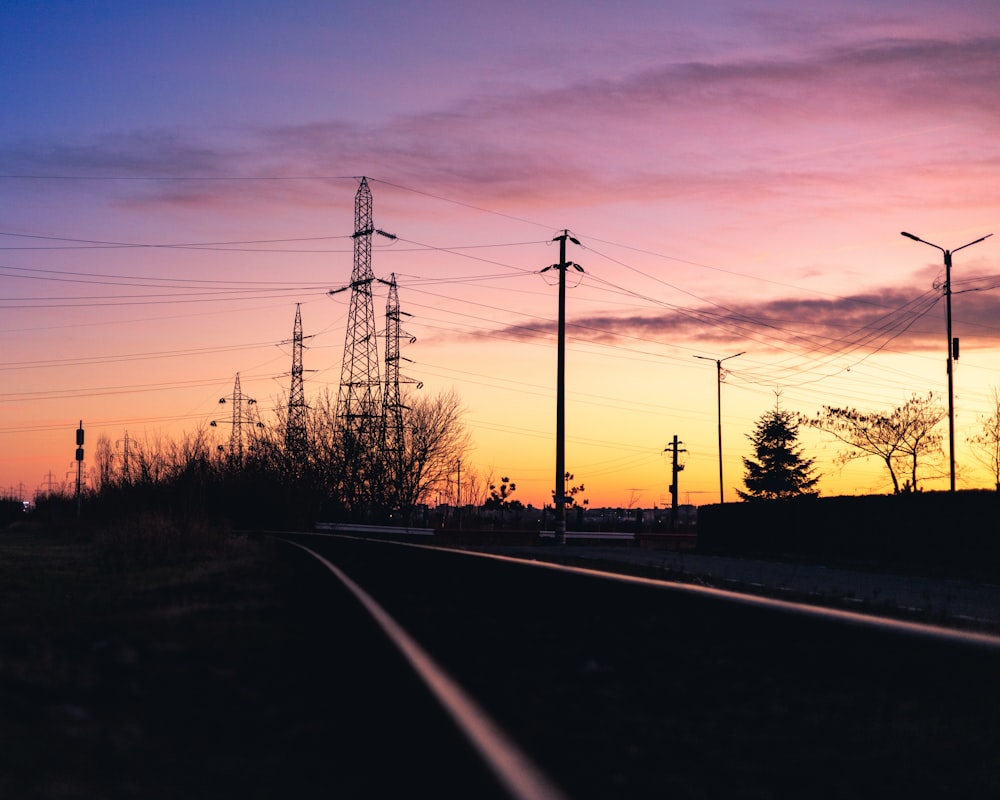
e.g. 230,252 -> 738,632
336,177 -> 383,447
381,273 -> 419,482
212,373 -> 261,466
284,303 -> 309,459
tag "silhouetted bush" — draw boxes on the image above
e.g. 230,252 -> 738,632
0,497 -> 26,528
698,491 -> 1000,580
94,511 -> 235,572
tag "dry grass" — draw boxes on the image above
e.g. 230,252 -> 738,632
92,511 -> 245,572
0,517 -> 295,799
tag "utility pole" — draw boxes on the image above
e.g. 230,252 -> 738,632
901,231 -> 993,492
541,230 -> 583,544
664,435 -> 686,530
694,352 -> 744,504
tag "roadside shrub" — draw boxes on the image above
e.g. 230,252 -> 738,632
0,497 -> 26,528
94,511 -> 232,572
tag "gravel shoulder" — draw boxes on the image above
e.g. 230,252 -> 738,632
463,543 -> 1000,634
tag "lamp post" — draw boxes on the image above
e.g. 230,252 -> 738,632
901,231 -> 993,492
694,352 -> 745,504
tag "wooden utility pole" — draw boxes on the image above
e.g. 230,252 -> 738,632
542,231 -> 582,544
665,435 -> 686,530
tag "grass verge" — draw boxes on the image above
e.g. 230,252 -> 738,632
0,517 -> 321,799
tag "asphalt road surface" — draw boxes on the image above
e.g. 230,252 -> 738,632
282,533 -> 1000,799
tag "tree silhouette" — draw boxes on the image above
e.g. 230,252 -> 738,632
738,406 -> 819,500
968,387 -> 1000,491
553,471 -> 588,528
486,476 -> 518,526
553,472 -> 586,507
487,476 -> 516,506
806,392 -> 944,493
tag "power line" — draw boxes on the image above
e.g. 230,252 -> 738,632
0,230 -> 354,251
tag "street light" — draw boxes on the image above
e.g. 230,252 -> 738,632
694,351 -> 745,504
901,230 -> 993,492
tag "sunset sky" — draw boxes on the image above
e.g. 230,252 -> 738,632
2,0 -> 999,508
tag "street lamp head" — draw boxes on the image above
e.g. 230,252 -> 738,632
903,230 -> 992,255
953,232 -> 993,253
901,231 -> 947,254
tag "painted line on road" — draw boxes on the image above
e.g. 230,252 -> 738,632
277,537 -> 568,800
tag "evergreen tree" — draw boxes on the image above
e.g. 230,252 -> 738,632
738,406 -> 820,500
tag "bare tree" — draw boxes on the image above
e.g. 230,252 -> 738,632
806,392 -> 945,493
968,387 -> 1000,491
304,388 -> 374,516
306,389 -> 345,492
131,434 -> 170,486
166,427 -> 216,473
395,388 -> 471,513
92,433 -> 117,491
457,464 -> 490,508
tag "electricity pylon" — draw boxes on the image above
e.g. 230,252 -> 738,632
284,303 -> 310,460
335,177 -> 383,447
380,273 -> 419,507
328,177 -> 396,516
213,373 -> 261,466
115,431 -> 133,486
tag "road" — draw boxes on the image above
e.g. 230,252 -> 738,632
279,532 -> 1000,799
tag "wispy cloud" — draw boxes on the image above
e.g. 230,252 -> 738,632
486,284 -> 1000,354
3,32 -> 998,216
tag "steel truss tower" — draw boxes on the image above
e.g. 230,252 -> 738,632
214,373 -> 260,466
337,177 -> 382,445
285,303 -> 308,458
331,177 -> 385,515
381,274 -> 417,498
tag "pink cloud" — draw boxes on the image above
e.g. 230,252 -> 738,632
484,284 -> 1000,356
3,31 -> 997,219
